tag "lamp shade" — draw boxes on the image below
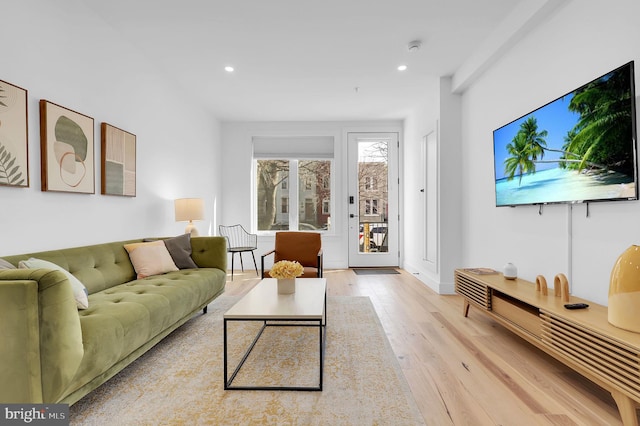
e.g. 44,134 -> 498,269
174,198 -> 204,222
609,245 -> 640,332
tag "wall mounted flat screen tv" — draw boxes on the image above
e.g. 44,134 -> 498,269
493,61 -> 638,207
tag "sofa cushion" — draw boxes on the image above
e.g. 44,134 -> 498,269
0,258 -> 15,269
18,258 -> 89,309
124,241 -> 178,279
164,234 -> 198,269
64,268 -> 226,395
0,241 -> 139,296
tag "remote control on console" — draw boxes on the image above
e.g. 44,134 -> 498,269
564,303 -> 589,310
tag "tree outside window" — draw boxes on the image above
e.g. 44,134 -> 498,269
256,160 -> 289,230
358,141 -> 388,222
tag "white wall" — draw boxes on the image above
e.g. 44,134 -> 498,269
0,0 -> 221,255
220,120 -> 402,270
403,77 -> 463,294
403,84 -> 439,285
459,0 -> 640,305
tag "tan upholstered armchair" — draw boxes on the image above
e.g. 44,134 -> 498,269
261,231 -> 323,278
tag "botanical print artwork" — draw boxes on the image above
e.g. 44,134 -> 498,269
0,80 -> 29,187
40,100 -> 94,194
101,123 -> 136,196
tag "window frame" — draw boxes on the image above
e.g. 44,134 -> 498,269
253,158 -> 334,235
364,198 -> 379,216
364,176 -> 377,191
322,198 -> 330,215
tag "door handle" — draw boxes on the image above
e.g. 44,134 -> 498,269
350,214 -> 358,218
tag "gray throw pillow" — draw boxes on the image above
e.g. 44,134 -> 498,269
164,234 -> 198,269
0,258 -> 16,269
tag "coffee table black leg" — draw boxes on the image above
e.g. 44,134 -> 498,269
319,319 -> 323,390
225,320 -> 269,389
223,318 -> 228,389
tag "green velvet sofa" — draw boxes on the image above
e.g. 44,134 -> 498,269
0,236 -> 226,405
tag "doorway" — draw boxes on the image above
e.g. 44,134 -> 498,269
347,132 -> 399,267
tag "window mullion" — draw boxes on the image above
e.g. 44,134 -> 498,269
289,160 -> 299,230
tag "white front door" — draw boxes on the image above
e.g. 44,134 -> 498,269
347,132 -> 399,267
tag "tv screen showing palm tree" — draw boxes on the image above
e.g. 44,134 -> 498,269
493,61 -> 638,207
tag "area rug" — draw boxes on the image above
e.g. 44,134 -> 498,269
69,296 -> 425,425
352,268 -> 400,275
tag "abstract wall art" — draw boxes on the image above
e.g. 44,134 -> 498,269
40,100 -> 95,193
101,123 -> 136,197
0,79 -> 29,187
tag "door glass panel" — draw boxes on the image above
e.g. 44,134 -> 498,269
358,141 -> 388,252
298,160 -> 331,230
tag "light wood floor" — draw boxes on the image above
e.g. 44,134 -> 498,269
224,269 -> 633,425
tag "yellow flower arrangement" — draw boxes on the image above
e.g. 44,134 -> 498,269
270,260 -> 304,279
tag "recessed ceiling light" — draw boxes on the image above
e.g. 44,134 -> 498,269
224,66 -> 234,73
397,65 -> 408,71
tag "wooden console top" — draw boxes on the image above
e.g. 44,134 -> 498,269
455,268 -> 640,426
456,269 -> 640,347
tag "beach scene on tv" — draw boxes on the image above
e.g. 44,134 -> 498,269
494,64 -> 637,207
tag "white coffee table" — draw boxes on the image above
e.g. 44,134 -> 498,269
223,278 -> 327,391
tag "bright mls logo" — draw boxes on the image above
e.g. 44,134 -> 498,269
1,404 -> 68,425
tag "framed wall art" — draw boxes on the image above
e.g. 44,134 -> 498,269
40,100 -> 95,194
0,79 -> 29,187
101,123 -> 136,196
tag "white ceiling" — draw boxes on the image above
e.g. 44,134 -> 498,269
83,0 -> 548,122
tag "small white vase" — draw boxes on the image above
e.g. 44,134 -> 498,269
503,263 -> 517,280
277,278 -> 296,294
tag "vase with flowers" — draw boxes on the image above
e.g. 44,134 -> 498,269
270,260 -> 304,294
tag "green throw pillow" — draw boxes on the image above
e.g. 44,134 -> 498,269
18,257 -> 89,309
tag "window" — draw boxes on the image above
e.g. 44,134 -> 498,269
253,136 -> 334,233
365,176 -> 377,191
256,160 -> 290,230
323,176 -> 330,189
365,199 -> 378,216
255,159 -> 331,231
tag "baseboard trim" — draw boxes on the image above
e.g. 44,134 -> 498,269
403,261 -> 455,295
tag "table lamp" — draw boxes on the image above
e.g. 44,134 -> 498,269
174,198 -> 204,236
609,245 -> 640,332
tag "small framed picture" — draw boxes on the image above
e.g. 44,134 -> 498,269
40,100 -> 95,193
0,79 -> 29,187
101,123 -> 136,197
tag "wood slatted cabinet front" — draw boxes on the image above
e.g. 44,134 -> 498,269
454,268 -> 640,426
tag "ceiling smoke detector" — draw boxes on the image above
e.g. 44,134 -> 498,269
407,40 -> 422,52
